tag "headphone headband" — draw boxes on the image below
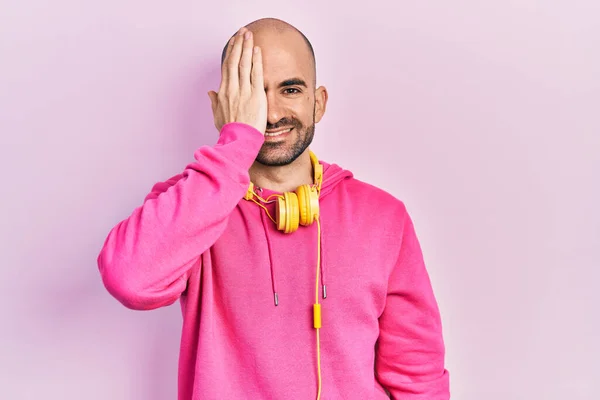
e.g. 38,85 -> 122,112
309,151 -> 324,192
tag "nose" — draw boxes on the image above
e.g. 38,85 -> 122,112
266,95 -> 284,126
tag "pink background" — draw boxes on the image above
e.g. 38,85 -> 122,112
1,1 -> 599,399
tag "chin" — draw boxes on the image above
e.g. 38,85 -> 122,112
257,126 -> 315,166
256,146 -> 303,167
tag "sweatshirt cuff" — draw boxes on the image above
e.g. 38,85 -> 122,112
210,122 -> 265,171
219,122 -> 264,143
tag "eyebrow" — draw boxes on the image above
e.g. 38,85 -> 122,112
278,78 -> 308,88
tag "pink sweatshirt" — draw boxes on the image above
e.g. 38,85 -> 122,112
97,122 -> 450,399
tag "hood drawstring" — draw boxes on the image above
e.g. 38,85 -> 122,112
259,203 -> 279,306
245,160 -> 353,308
318,220 -> 327,300
258,200 -> 326,307
260,208 -> 279,306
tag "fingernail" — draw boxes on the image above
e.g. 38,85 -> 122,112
244,31 -> 251,39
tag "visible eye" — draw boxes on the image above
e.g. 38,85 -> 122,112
283,88 -> 301,95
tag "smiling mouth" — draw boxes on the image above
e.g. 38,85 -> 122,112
264,128 -> 293,137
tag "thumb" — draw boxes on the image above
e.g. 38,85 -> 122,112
207,91 -> 218,114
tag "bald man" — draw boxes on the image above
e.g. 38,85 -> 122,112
98,18 -> 450,400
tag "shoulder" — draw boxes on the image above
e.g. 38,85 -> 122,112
338,176 -> 410,218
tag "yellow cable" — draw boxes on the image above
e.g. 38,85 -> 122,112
315,217 -> 322,400
250,198 -> 277,224
248,191 -> 285,225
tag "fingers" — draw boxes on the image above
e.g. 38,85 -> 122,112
225,29 -> 245,92
218,35 -> 236,93
251,46 -> 264,91
239,30 -> 254,93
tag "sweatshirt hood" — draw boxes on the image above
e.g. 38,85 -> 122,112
317,160 -> 354,197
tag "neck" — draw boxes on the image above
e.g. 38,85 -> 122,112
249,151 -> 313,193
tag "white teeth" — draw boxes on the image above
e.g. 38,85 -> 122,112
265,128 -> 291,137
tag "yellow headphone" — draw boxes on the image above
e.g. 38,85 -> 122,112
243,150 -> 325,400
243,151 -> 323,234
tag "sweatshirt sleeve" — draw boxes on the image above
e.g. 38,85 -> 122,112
97,122 -> 264,310
375,205 -> 450,399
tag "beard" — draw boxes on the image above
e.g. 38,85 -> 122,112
256,109 -> 316,167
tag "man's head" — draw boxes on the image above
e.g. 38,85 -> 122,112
220,18 -> 328,166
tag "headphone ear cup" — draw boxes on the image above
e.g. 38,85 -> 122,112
276,192 -> 300,233
297,184 -> 320,226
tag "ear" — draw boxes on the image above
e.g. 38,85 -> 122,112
314,86 -> 328,123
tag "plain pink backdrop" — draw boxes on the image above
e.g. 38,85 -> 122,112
1,1 -> 599,399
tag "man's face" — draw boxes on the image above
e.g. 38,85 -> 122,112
251,29 -> 326,166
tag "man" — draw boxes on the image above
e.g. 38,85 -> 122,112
98,17 -> 450,400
